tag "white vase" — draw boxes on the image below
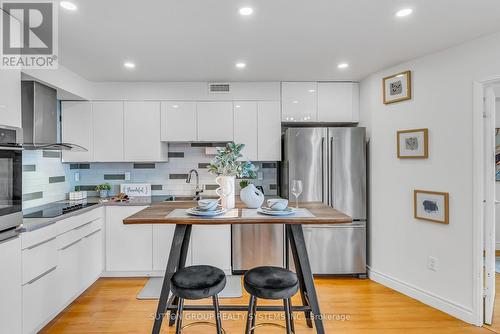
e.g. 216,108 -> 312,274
240,183 -> 264,209
216,175 -> 235,209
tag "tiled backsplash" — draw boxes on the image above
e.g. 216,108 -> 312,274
22,150 -> 72,209
67,144 -> 278,198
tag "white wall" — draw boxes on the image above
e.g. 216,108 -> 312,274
496,98 -> 500,249
360,31 -> 500,323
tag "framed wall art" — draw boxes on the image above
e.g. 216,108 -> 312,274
383,70 -> 412,104
414,190 -> 449,224
397,128 -> 428,159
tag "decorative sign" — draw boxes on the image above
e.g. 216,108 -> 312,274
120,183 -> 151,197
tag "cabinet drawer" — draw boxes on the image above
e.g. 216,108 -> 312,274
22,266 -> 58,334
22,237 -> 57,285
56,218 -> 102,250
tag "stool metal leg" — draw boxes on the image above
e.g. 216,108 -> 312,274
284,299 -> 293,334
213,295 -> 222,334
245,295 -> 256,334
175,298 -> 184,334
250,297 -> 258,334
288,298 -> 295,333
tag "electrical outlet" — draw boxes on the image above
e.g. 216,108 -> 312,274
74,172 -> 79,182
427,256 -> 438,272
125,172 -> 131,181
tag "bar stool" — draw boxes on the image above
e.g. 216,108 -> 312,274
244,266 -> 299,334
170,265 -> 226,334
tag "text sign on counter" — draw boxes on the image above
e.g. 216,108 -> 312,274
120,183 -> 151,197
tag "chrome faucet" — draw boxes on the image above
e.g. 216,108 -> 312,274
186,169 -> 203,200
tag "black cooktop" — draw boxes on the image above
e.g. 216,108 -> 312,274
23,202 -> 98,218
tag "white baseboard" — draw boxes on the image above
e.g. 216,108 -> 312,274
368,268 -> 475,324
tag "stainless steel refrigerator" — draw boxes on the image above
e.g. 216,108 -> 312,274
281,127 -> 367,275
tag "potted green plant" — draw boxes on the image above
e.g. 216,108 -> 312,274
95,183 -> 111,198
208,143 -> 257,209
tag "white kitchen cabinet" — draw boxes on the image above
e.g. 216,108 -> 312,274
0,70 -> 21,128
152,224 -> 192,273
124,101 -> 168,162
0,237 -> 22,334
56,235 -> 84,310
191,225 -> 231,272
81,229 -> 103,287
317,82 -> 359,122
106,206 -> 152,273
161,102 -> 197,141
233,102 -> 258,161
92,101 -> 124,161
258,101 -> 282,161
61,101 -> 93,162
281,82 -> 318,122
197,102 -> 233,141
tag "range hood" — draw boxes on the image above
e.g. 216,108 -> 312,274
21,81 -> 87,151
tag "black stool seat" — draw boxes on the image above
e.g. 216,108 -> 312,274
171,265 -> 226,300
244,266 -> 299,300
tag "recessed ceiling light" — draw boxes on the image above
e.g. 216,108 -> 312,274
239,7 -> 254,16
395,8 -> 413,17
337,63 -> 349,69
123,62 -> 136,69
235,62 -> 246,69
308,89 -> 316,93
172,105 -> 179,108
292,100 -> 299,104
60,1 -> 77,10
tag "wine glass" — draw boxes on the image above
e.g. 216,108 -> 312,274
291,180 -> 303,209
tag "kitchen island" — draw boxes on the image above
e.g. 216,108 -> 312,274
124,201 -> 351,334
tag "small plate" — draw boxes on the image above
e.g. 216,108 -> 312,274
257,207 -> 295,216
195,205 -> 223,212
186,207 -> 226,216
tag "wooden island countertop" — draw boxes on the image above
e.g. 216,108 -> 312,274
123,200 -> 352,225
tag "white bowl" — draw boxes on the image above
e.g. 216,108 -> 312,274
267,199 -> 288,211
198,199 -> 219,211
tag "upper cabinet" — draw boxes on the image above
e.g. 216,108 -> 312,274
161,102 -> 197,142
61,101 -> 93,162
317,82 -> 359,122
92,101 -> 124,162
0,70 -> 21,128
197,102 -> 233,142
258,101 -> 281,161
233,102 -> 258,161
281,82 -> 318,122
281,81 -> 359,123
124,101 -> 168,162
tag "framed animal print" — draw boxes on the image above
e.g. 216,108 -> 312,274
383,70 -> 412,104
414,190 -> 449,224
397,128 -> 428,159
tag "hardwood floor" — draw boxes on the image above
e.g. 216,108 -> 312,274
41,277 -> 492,334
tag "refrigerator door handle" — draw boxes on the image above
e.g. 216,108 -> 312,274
321,137 -> 326,204
330,136 -> 334,207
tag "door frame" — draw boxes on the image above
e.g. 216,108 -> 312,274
473,76 -> 500,326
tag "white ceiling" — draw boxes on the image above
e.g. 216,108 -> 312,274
58,0 -> 500,82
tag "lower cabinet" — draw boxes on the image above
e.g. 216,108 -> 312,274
0,237 -> 22,334
106,206 -> 152,273
81,229 -> 104,287
56,236 -> 84,310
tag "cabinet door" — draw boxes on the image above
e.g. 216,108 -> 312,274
56,237 -> 84,309
318,82 -> 360,122
124,101 -> 167,161
152,225 -> 192,272
161,102 -> 197,141
281,82 -> 317,122
61,101 -> 93,162
81,229 -> 103,287
191,225 -> 231,272
0,70 -> 21,128
197,102 -> 233,141
105,206 -> 152,272
258,101 -> 282,161
0,237 -> 22,334
233,102 -> 258,161
93,101 -> 124,161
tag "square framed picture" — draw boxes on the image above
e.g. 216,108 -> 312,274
397,128 -> 428,159
414,190 -> 449,224
383,70 -> 412,104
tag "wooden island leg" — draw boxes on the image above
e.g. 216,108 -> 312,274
152,224 -> 191,334
288,224 -> 325,334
